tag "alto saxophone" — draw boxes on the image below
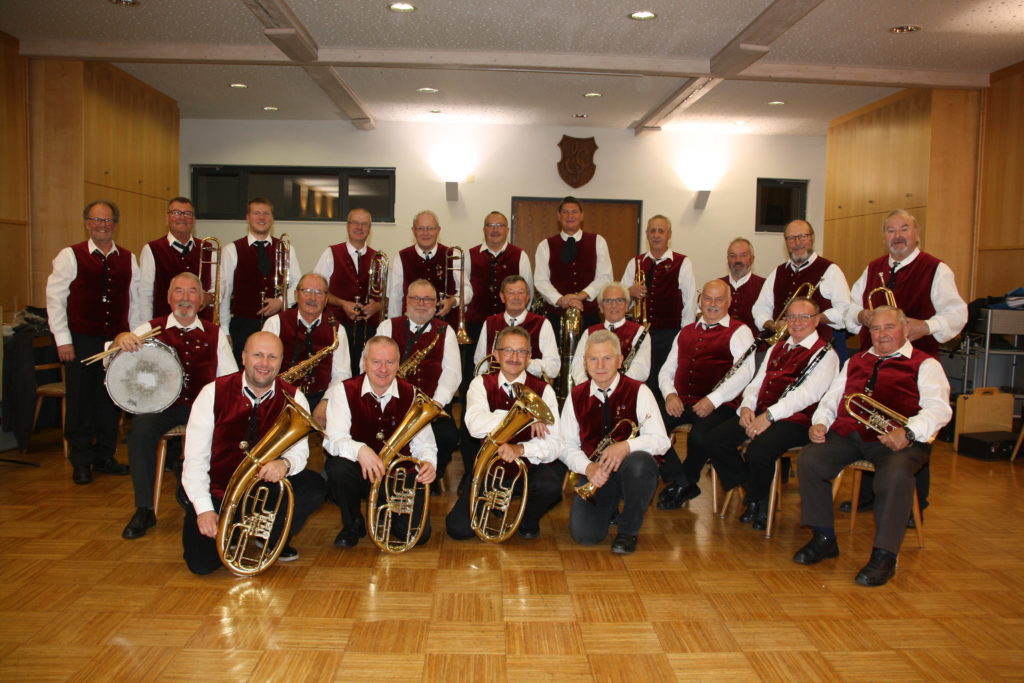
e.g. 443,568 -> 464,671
397,329 -> 440,380
279,326 -> 340,388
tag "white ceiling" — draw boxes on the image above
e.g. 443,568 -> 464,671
2,0 -> 1022,135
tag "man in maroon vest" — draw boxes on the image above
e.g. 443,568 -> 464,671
138,196 -> 212,324
793,307 -> 951,587
218,197 -> 302,368
571,282 -> 650,385
533,196 -> 613,339
560,331 -> 669,554
111,272 -> 237,540
385,210 -> 471,330
180,332 -> 327,574
704,298 -> 839,530
622,215 -> 696,399
446,326 -> 563,540
263,273 -> 351,426
376,279 -> 461,487
323,336 -> 438,549
752,220 -> 851,361
720,237 -> 765,335
313,207 -> 381,376
656,279 -> 756,510
46,200 -> 141,484
473,275 -> 559,381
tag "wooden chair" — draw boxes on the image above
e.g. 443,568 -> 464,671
152,424 -> 186,518
840,459 -> 925,548
27,335 -> 69,460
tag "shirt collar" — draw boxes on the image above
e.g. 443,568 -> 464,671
728,272 -> 752,288
298,312 -> 322,330
868,340 -> 914,359
360,375 -> 400,401
890,247 -> 921,269
606,319 -> 624,330
643,250 -> 670,263
407,317 -> 431,332
482,242 -> 507,257
786,330 -> 820,350
589,374 -> 620,399
242,375 -> 275,405
246,233 -> 272,246
788,251 -> 818,271
499,370 -> 529,386
560,230 -> 583,241
417,245 -> 438,258
165,233 -> 195,249
165,314 -> 205,333
87,238 -> 119,256
504,311 -> 527,325
700,313 -> 732,329
347,242 -> 368,257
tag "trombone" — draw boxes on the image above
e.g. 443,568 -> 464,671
444,246 -> 472,344
198,236 -> 222,325
867,272 -> 898,310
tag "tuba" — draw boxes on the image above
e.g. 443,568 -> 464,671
557,306 -> 582,404
843,392 -> 909,436
763,280 -> 817,345
573,418 -> 638,503
469,383 -> 555,542
867,272 -> 898,311
198,236 -> 222,325
367,390 -> 448,553
216,392 -> 323,576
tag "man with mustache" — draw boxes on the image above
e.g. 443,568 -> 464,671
473,275 -> 559,381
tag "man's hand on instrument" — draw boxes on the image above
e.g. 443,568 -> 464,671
197,511 -> 219,538
258,458 -> 290,483
880,427 -> 911,452
415,461 -> 436,484
746,412 -> 772,439
203,291 -> 214,309
57,344 -> 75,362
496,443 -> 524,463
339,300 -> 361,321
357,446 -> 386,483
529,422 -> 550,439
360,299 -> 382,320
584,461 -> 609,488
436,296 -> 456,318
628,282 -> 647,299
692,397 -> 715,418
258,296 -> 285,317
857,309 -> 872,327
598,441 -> 630,472
665,393 -> 684,418
556,294 -> 584,310
114,331 -> 144,353
312,399 -> 328,428
809,424 -> 828,443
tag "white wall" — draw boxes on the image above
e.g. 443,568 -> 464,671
180,119 -> 825,290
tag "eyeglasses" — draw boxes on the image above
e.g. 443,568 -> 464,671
602,298 -> 628,305
702,296 -> 726,305
414,226 -> 439,233
484,223 -> 507,229
784,313 -> 815,322
348,221 -> 370,228
496,347 -> 529,357
784,233 -> 812,243
298,288 -> 327,297
408,295 -> 437,304
87,217 -> 115,225
167,210 -> 195,218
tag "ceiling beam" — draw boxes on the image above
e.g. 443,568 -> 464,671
710,0 -> 825,76
303,66 -> 376,130
738,62 -> 990,89
630,76 -> 722,135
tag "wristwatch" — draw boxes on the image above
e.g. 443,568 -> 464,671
904,427 -> 917,443
765,410 -> 776,424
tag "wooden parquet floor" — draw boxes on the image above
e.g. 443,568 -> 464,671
2,428 -> 1023,682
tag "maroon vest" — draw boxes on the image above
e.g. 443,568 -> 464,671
771,257 -> 834,318
342,376 -> 417,457
398,244 -> 459,327
636,253 -> 685,329
482,373 -> 550,446
587,320 -> 642,359
153,316 -> 220,407
66,242 -> 133,338
545,232 -> 599,316
277,309 -> 337,395
230,236 -> 281,319
327,243 -> 376,326
390,317 -> 448,397
467,244 -> 525,325
672,319 -> 746,408
209,373 -> 297,499
755,336 -> 829,426
833,349 -> 929,441
722,274 -> 766,334
483,312 -> 546,355
572,377 -> 642,455
148,237 -> 212,322
859,253 -> 942,357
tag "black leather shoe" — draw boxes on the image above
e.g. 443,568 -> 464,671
740,501 -> 761,524
657,483 -> 700,510
122,507 -> 156,539
334,517 -> 366,548
518,526 -> 540,540
277,544 -> 300,562
93,459 -> 130,476
657,483 -> 681,504
792,533 -> 839,565
72,465 -> 92,485
751,504 -> 770,531
855,548 -> 897,586
839,497 -> 874,513
611,532 -> 638,554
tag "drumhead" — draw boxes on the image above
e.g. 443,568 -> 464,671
105,338 -> 184,414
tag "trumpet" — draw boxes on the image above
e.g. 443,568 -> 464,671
629,257 -> 648,328
198,236 -> 222,325
843,392 -> 909,437
557,307 -> 582,404
763,280 -> 818,345
444,246 -> 472,344
573,418 -> 638,503
867,272 -> 898,310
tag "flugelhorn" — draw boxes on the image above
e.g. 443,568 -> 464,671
367,390 -> 448,553
216,392 -> 323,576
843,392 -> 909,436
445,246 -> 472,344
867,272 -> 898,310
199,236 -> 222,325
574,418 -> 638,503
469,383 -> 555,542
763,280 -> 817,345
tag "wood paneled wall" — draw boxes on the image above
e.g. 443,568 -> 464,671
975,61 -> 1024,298
823,89 -> 980,298
1,32 -> 30,321
27,59 -> 179,305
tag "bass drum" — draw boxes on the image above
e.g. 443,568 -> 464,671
105,338 -> 184,414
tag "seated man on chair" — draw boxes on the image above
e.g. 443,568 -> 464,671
112,272 -> 236,539
792,306 -> 951,586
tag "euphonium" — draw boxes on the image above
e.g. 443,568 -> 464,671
367,390 -> 448,553
763,281 -> 817,345
557,306 -> 582,404
445,246 -> 472,344
279,325 -> 340,390
216,392 -> 323,576
573,418 -> 638,503
469,383 -> 555,542
198,236 -> 222,325
474,352 -> 498,376
867,272 -> 898,310
843,392 -> 909,436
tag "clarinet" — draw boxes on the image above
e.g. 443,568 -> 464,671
709,338 -> 759,393
620,326 -> 649,373
777,342 -> 834,401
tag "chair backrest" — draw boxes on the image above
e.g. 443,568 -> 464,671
31,335 -> 64,381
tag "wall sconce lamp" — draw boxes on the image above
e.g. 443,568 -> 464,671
445,182 -> 459,202
694,190 -> 711,210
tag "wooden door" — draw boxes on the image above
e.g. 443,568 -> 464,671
510,197 -> 642,280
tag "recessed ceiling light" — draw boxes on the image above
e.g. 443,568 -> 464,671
889,24 -> 921,33
389,2 -> 416,12
572,113 -> 589,118
429,109 -> 441,114
734,120 -> 747,126
229,83 -> 248,89
583,92 -> 602,98
263,106 -> 279,112
108,0 -> 140,5
768,100 -> 785,106
417,87 -> 439,93
629,10 -> 656,20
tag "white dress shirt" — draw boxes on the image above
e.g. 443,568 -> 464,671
533,231 -> 613,306
464,372 -> 561,465
138,233 -> 197,322
558,375 -> 670,475
844,248 -> 967,343
751,253 -> 851,331
323,376 -> 438,465
182,376 -> 311,515
375,318 -> 462,406
727,272 -> 755,289
218,233 -> 302,330
464,242 -> 534,300
812,340 -> 952,441
738,331 -> 839,420
45,239 -> 143,346
657,316 -> 757,407
472,312 -> 560,380
261,313 -> 353,390
313,242 -> 370,286
620,251 -> 697,327
385,245 -> 473,319
571,321 -> 650,385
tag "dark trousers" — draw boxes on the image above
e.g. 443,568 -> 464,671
646,328 -> 678,403
64,333 -> 121,468
659,405 -> 735,486
127,404 -> 190,509
182,469 -> 326,575
229,317 -> 263,368
854,464 -> 930,511
432,414 -> 459,478
457,321 -> 484,414
798,431 -> 929,554
570,451 -> 658,543
706,416 -> 808,501
343,319 -> 371,377
323,455 -> 433,544
830,328 -> 850,365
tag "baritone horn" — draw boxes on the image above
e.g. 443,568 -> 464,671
843,392 -> 910,436
445,246 -> 473,344
867,272 -> 898,310
469,383 -> 555,542
574,418 -> 638,503
763,281 -> 817,345
367,390 -> 448,553
216,392 -> 323,576
198,236 -> 222,325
